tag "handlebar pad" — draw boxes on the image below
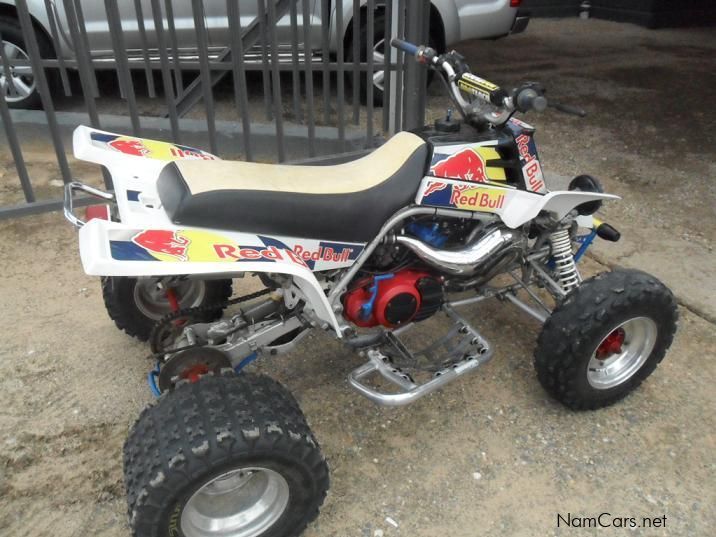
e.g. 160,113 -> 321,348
458,73 -> 508,107
391,38 -> 419,56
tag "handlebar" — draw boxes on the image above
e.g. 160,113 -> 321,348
391,38 -> 583,124
549,102 -> 587,117
391,38 -> 419,56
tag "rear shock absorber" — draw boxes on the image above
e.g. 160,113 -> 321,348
549,228 -> 581,293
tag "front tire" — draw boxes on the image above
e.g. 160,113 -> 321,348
124,373 -> 329,537
534,269 -> 677,410
101,277 -> 232,341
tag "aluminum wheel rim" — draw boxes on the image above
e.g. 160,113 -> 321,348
372,38 -> 385,91
0,41 -> 35,103
181,467 -> 290,537
133,279 -> 207,320
587,317 -> 658,390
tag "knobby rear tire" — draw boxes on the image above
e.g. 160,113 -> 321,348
124,373 -> 329,537
101,276 -> 232,342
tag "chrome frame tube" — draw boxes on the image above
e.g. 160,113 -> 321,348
327,206 -> 496,307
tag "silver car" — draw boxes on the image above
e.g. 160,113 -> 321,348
0,0 -> 529,108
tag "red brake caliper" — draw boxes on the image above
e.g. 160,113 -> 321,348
165,287 -> 181,312
180,364 -> 210,383
596,328 -> 625,359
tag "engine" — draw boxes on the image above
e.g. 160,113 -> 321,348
343,270 -> 443,328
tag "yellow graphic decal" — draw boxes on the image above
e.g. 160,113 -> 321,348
475,147 -> 506,181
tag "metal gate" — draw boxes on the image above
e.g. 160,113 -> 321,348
0,0 -> 429,219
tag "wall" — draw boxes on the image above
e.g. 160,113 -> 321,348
522,0 -> 716,28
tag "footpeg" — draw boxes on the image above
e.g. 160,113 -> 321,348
347,306 -> 493,406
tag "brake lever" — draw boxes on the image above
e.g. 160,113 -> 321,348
549,102 -> 587,117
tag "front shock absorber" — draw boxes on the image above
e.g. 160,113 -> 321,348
549,228 -> 581,293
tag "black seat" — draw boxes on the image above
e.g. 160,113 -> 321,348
157,132 -> 428,243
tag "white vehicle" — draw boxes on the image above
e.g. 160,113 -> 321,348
65,39 -> 676,537
0,0 -> 530,107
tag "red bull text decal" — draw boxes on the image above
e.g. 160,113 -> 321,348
419,180 -> 511,213
450,185 -> 505,210
109,229 -> 362,271
515,134 -> 546,193
213,244 -> 355,266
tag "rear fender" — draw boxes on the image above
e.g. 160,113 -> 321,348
73,125 -> 219,168
78,219 -> 342,333
72,126 -> 220,227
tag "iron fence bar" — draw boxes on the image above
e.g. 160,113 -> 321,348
151,0 -> 181,143
0,196 -> 97,220
289,1 -> 301,122
164,0 -> 184,96
419,0 -> 430,117
301,0 -> 316,157
0,35 -> 33,202
335,0 -> 345,151
351,0 -> 360,125
72,0 -> 99,98
134,0 -> 157,98
257,0 -> 274,121
62,0 -> 100,127
395,0 -> 406,131
15,0 -> 71,184
171,0 -> 293,119
191,0 -> 218,155
402,0 -> 427,131
43,0 -> 71,95
227,0 -> 253,161
25,57 -> 395,72
382,0 -> 392,133
266,0 -> 285,162
63,0 -> 113,189
320,0 -> 330,124
105,0 -> 141,136
366,0 -> 375,146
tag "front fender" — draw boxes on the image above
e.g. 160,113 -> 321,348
416,177 -> 620,228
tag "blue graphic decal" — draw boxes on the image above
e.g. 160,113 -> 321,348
110,241 -> 157,261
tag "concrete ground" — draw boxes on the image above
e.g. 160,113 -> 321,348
1,18 -> 715,537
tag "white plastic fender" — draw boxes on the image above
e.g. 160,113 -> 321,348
415,177 -> 620,228
73,126 -> 223,229
78,219 -> 343,334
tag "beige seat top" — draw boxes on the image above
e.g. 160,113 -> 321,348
173,131 -> 425,195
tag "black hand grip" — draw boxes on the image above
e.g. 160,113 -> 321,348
515,88 -> 548,112
391,38 -> 419,56
550,102 -> 587,117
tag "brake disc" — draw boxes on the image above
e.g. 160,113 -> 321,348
158,347 -> 233,392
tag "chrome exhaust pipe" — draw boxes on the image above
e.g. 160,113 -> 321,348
393,225 -> 523,277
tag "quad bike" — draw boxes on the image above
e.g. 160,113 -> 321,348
64,38 -> 677,537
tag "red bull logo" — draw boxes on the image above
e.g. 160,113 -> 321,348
430,148 -> 487,182
132,230 -> 190,261
422,181 -> 449,198
109,137 -> 150,157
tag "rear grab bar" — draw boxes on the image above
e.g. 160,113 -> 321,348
63,181 -> 115,228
